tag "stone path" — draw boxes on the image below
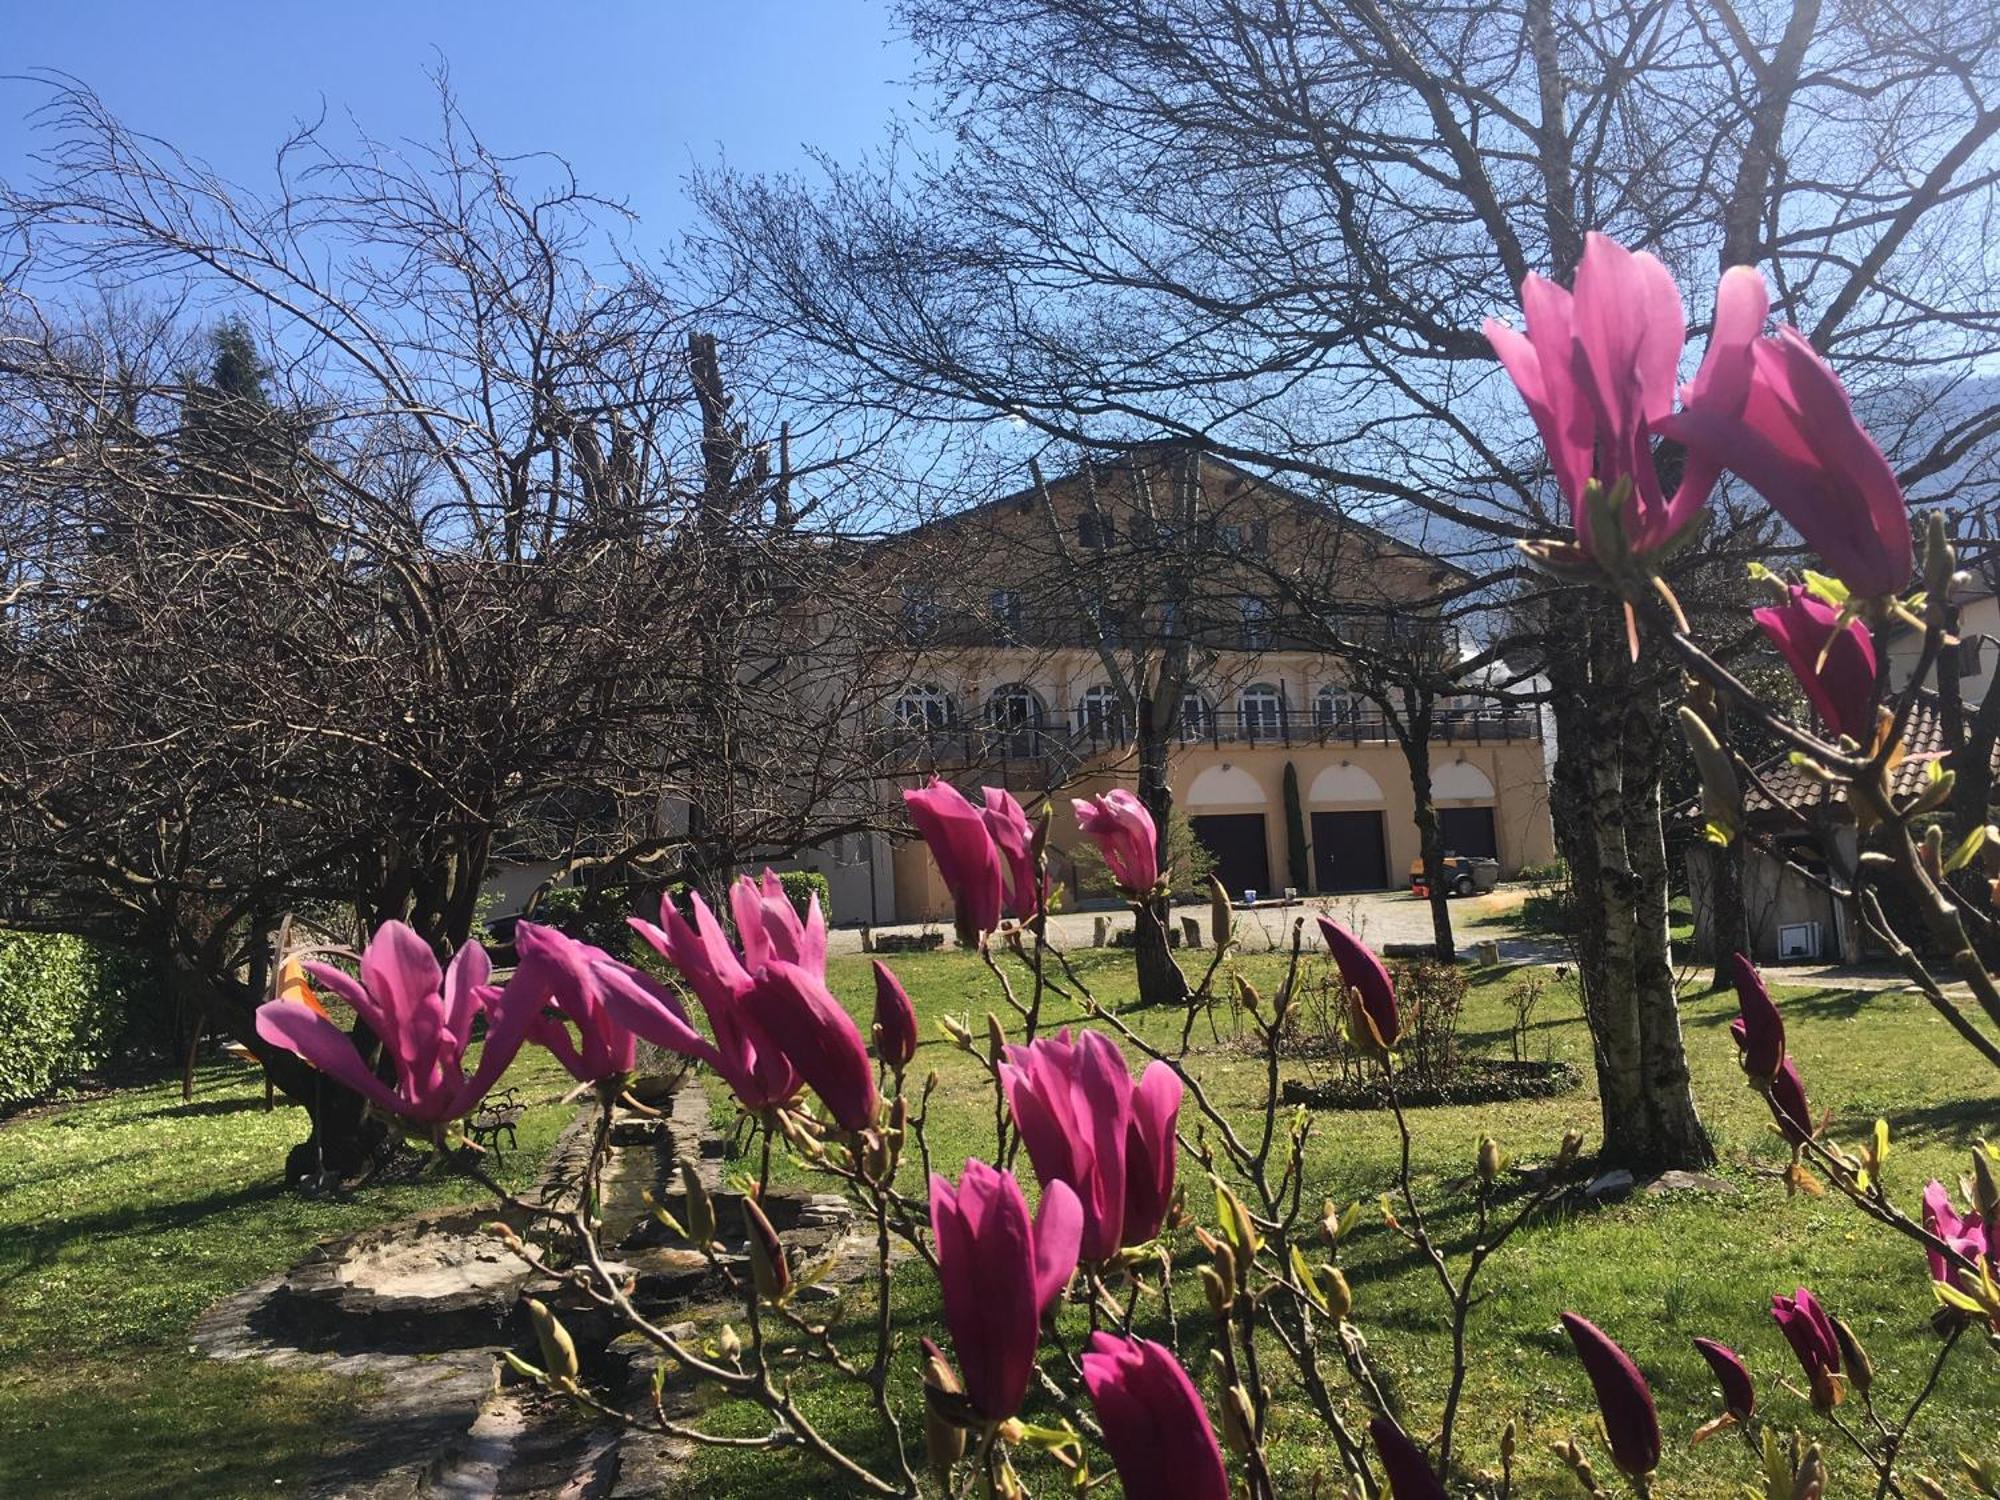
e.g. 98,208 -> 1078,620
191,1079 -> 891,1499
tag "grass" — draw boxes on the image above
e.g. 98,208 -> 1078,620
685,944 -> 1998,1498
2,943 -> 1992,1499
0,1048 -> 577,1500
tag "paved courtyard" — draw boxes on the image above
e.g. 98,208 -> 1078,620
828,884 -> 1553,959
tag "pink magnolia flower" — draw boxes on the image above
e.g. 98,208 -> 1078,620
1765,1056 -> 1815,1147
1692,1338 -> 1756,1421
1727,952 -> 1785,1083
730,869 -> 827,977
511,920 -> 637,1085
1753,585 -> 1878,744
1771,1287 -> 1842,1394
1072,788 -> 1159,894
871,959 -> 920,1074
981,786 -> 1046,920
743,959 -> 879,1134
1368,1417 -> 1447,1500
930,1159 -> 1081,1421
1921,1179 -> 1991,1289
610,887 -> 801,1112
1559,1312 -> 1661,1480
1483,234 -> 1767,570
1318,916 -> 1401,1049
904,779 -> 1006,944
256,921 -> 536,1126
1001,1029 -> 1135,1262
1661,325 -> 1913,599
1122,1061 -> 1184,1247
1080,1333 -> 1228,1500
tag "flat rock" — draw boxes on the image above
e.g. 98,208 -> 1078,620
1585,1169 -> 1636,1199
1642,1169 -> 1738,1197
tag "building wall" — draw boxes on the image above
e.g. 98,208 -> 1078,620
1888,591 -> 1997,699
884,737 -> 1554,923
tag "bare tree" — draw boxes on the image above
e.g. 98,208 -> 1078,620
690,0 -> 2000,1169
0,85 -> 918,1169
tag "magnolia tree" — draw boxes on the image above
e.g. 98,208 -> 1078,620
254,237 -> 1998,1498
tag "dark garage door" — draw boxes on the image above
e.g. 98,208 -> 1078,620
1192,813 -> 1271,899
1439,806 -> 1499,860
1312,810 -> 1388,892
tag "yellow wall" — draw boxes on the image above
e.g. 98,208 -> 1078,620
888,737 -> 1554,922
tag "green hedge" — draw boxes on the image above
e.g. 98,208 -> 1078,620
775,870 -> 831,922
0,933 -> 146,1109
535,869 -> 835,955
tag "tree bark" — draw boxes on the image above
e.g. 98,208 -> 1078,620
1408,736 -> 1456,964
1549,595 -> 1713,1171
1132,700 -> 1191,1008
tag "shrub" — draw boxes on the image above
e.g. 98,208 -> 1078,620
775,869 -> 831,922
0,933 -> 147,1109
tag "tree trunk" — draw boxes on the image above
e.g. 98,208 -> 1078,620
1402,731 -> 1456,962
1133,710 -> 1191,1008
1623,673 -> 1715,1167
1548,596 -> 1713,1172
1704,837 -> 1751,989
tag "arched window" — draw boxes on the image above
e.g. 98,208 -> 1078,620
1315,686 -> 1358,734
1177,690 -> 1215,743
1077,685 -> 1128,746
895,685 -> 957,735
985,683 -> 1046,755
1240,682 -> 1285,739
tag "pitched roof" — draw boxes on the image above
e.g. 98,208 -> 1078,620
1728,691 -> 1975,822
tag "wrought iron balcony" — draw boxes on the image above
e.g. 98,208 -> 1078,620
883,703 -> 1539,764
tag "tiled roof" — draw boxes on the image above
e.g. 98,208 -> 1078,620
1728,691 -> 1976,821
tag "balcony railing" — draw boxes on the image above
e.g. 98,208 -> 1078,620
885,704 -> 1539,764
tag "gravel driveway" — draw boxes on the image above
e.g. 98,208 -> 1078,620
827,885 -> 1559,961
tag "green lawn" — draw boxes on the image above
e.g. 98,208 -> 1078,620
0,1049 -> 577,1500
689,945 -> 1998,1499
2,944 -> 1993,1499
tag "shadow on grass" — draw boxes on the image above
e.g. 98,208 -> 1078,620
0,1177 -> 289,1290
1880,1093 -> 2000,1148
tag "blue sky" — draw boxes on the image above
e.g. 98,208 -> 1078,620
0,1 -> 924,250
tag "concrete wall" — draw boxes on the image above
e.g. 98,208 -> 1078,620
1685,837 -> 1858,965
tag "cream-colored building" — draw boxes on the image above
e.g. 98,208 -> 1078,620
845,449 -> 1556,924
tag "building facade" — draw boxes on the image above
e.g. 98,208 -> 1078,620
839,449 -> 1556,924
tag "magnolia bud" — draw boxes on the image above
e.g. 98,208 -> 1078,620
986,1011 -> 1007,1066
1831,1316 -> 1873,1400
1321,1198 -> 1341,1245
1238,976 -> 1262,1015
525,1296 -> 580,1390
717,1322 -> 742,1360
1501,1420 -> 1516,1463
679,1158 -> 716,1246
920,1336 -> 969,1486
940,1015 -> 973,1049
1208,874 -> 1234,949
742,1196 -> 790,1304
1970,1149 -> 2000,1224
1679,704 -> 1743,846
1201,1265 -> 1230,1318
1316,1264 -> 1352,1321
1556,1129 -> 1585,1171
1913,1475 -> 1951,1500
1220,1383 -> 1256,1457
1477,1135 -> 1503,1186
